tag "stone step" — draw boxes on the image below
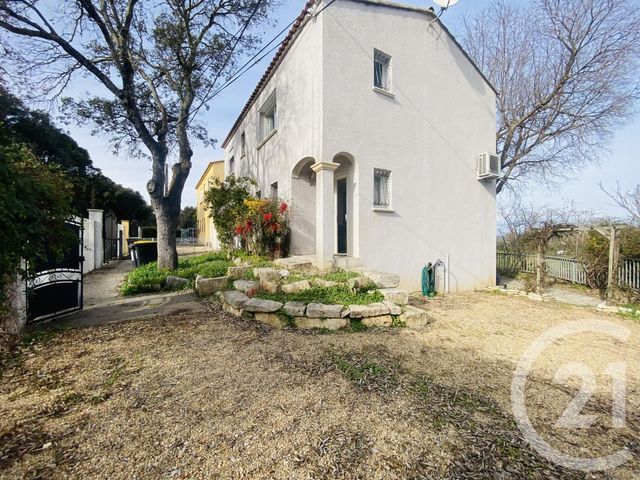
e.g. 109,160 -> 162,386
333,255 -> 361,269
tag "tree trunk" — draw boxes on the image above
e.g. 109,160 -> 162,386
154,202 -> 179,270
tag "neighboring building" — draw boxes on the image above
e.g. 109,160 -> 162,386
195,160 -> 225,249
222,0 -> 498,291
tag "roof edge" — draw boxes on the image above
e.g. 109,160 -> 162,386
195,160 -> 225,190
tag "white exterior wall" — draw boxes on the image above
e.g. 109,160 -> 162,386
223,0 -> 497,291
225,13 -> 324,198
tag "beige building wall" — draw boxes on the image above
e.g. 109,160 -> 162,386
195,161 -> 225,249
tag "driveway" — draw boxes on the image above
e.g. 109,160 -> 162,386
35,259 -> 205,330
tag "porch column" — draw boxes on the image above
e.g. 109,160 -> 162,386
311,162 -> 339,270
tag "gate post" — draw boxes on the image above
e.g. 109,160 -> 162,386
88,209 -> 104,269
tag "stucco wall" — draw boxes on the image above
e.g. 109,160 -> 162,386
224,11 -> 325,203
223,0 -> 497,291
321,1 -> 496,291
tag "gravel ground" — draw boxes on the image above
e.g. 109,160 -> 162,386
1,292 -> 639,479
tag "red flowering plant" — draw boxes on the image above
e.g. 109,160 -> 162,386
236,197 -> 290,258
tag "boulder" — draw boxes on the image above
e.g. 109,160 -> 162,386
227,265 -> 252,280
348,303 -> 389,318
294,317 -> 348,330
399,305 -> 432,328
378,288 -> 408,305
254,313 -> 287,329
362,315 -> 393,327
347,276 -> 376,292
314,278 -> 338,288
274,257 -> 314,271
365,272 -> 400,289
233,280 -> 260,296
306,303 -> 343,318
254,268 -> 283,283
283,301 -> 306,317
196,275 -> 230,296
384,301 -> 402,316
222,290 -> 250,308
260,280 -> 280,294
243,298 -> 283,313
165,275 -> 189,290
281,280 -> 311,294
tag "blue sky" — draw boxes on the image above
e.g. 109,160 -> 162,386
64,0 -> 639,217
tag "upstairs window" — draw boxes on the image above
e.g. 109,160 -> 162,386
373,168 -> 391,207
373,49 -> 391,91
270,182 -> 278,199
240,132 -> 246,157
258,92 -> 277,143
229,156 -> 235,176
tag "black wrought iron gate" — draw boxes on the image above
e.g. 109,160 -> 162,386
26,219 -> 84,323
103,211 -> 120,262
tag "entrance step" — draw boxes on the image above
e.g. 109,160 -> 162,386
333,255 -> 361,270
273,256 -> 316,271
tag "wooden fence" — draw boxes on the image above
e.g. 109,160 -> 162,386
497,252 -> 640,290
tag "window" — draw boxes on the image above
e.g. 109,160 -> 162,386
256,190 -> 262,199
258,92 -> 277,143
240,132 -> 246,157
373,168 -> 391,207
229,156 -> 235,176
373,49 -> 391,91
270,182 -> 278,199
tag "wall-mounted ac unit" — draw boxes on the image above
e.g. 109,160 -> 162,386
477,153 -> 500,180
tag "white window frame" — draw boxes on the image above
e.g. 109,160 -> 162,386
257,91 -> 277,146
373,168 -> 392,209
373,49 -> 392,93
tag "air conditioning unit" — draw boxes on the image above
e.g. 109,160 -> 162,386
477,152 -> 501,180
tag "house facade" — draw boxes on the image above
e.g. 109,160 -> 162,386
222,0 -> 497,291
195,160 -> 225,249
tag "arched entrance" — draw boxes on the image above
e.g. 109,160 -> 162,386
333,153 -> 358,257
290,157 -> 316,255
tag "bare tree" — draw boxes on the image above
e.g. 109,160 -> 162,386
601,183 -> 640,226
0,0 -> 275,269
461,0 -> 640,194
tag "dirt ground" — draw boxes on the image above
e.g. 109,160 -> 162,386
1,292 -> 639,479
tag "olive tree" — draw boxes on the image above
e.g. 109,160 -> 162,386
461,0 -> 640,194
0,0 -> 275,269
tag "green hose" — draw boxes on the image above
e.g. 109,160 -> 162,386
422,262 -> 435,297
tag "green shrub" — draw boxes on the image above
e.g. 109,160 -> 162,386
257,285 -> 383,306
120,252 -> 233,295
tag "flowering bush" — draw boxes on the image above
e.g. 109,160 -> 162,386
234,198 -> 290,259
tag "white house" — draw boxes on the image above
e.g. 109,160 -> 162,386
222,0 -> 498,292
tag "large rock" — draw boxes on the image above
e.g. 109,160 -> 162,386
165,275 -> 189,290
243,298 -> 283,313
348,302 -> 389,318
294,317 -> 348,330
378,288 -> 408,305
365,272 -> 400,289
274,257 -> 314,271
362,315 -> 393,327
347,276 -> 376,292
306,303 -> 343,318
314,278 -> 338,288
227,265 -> 252,280
254,268 -> 283,283
254,312 -> 287,329
196,275 -> 230,296
233,279 -> 260,296
384,301 -> 402,316
260,280 -> 280,294
281,280 -> 311,294
222,290 -> 250,308
399,305 -> 432,328
283,301 -> 306,317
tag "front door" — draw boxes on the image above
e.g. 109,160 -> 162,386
337,178 -> 347,254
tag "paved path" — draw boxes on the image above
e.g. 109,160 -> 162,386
34,259 -> 206,330
503,277 -> 601,307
